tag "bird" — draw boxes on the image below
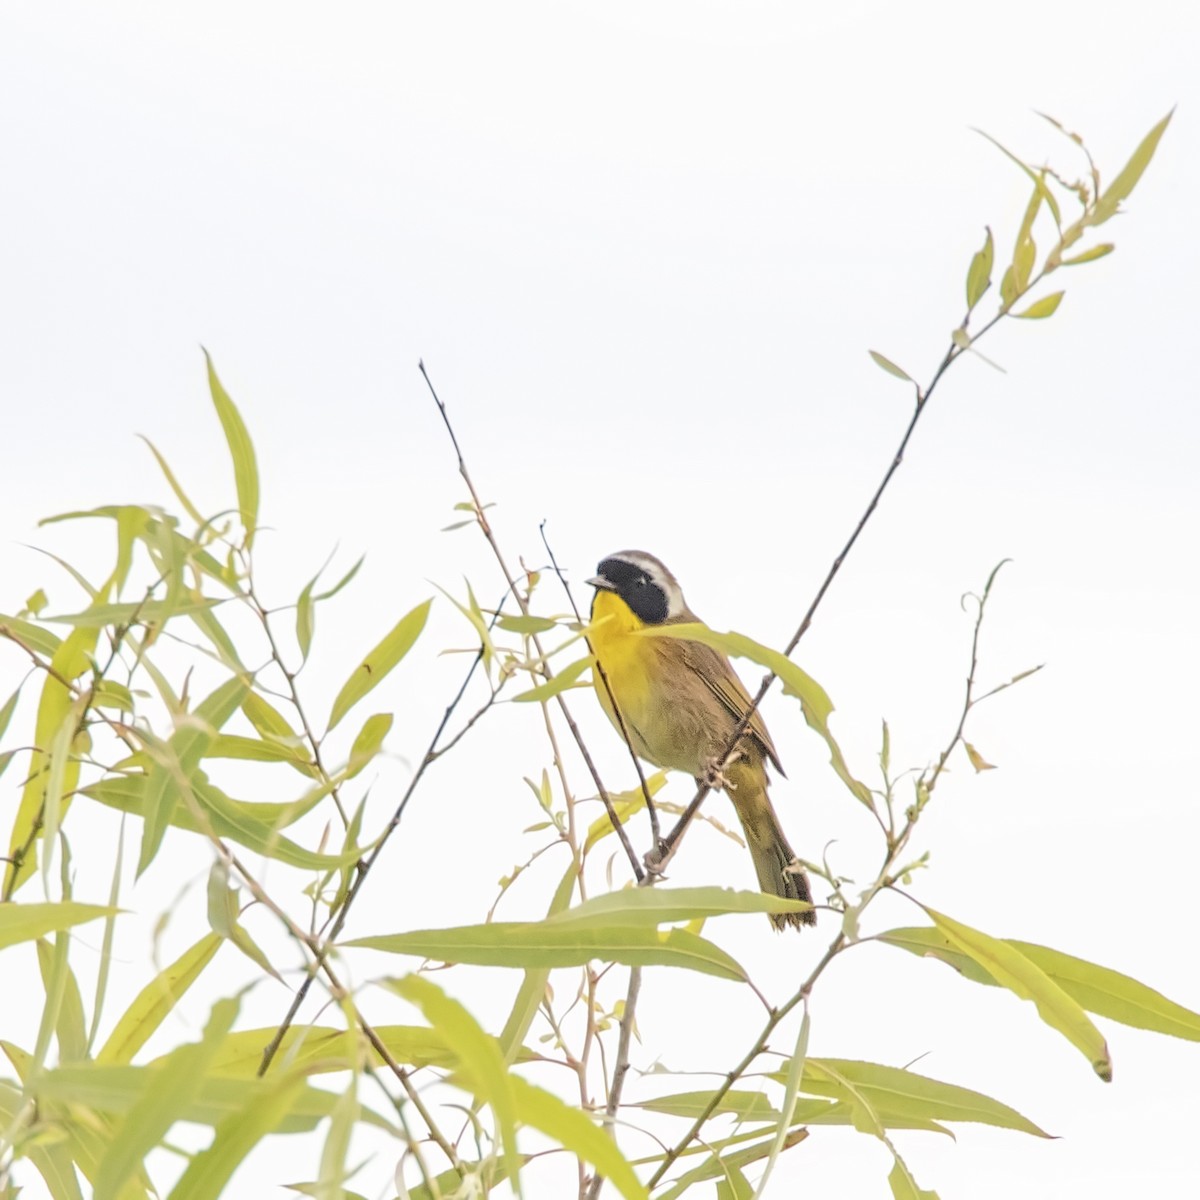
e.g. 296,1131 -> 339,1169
586,550 -> 815,930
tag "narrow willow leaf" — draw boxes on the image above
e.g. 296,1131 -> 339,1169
1014,291 -> 1064,319
887,1157 -> 939,1200
868,350 -> 913,383
547,886 -> 810,928
166,1073 -> 308,1200
499,864 -> 577,1066
1061,243 -> 1114,266
95,997 -> 239,1200
924,908 -> 1112,1080
92,680 -> 135,712
31,1064 -> 356,1132
42,596 -> 226,628
0,613 -> 63,656
393,975 -> 523,1196
511,654 -> 593,702
757,1009 -> 810,1197
963,742 -> 997,772
635,1090 -> 780,1122
0,902 -> 116,951
138,435 -> 206,525
965,227 -> 994,310
327,598 -> 432,731
206,734 -> 316,774
315,1079 -> 358,1200
314,555 -> 365,602
138,675 -> 250,875
1093,109 -> 1174,225
295,576 -> 317,662
36,938 -> 88,1062
0,687 -> 21,743
784,1058 -> 1049,1137
243,691 -> 301,741
584,773 -> 668,852
510,1075 -> 648,1200
639,623 -> 872,807
879,926 -> 1200,1041
87,817 -> 126,1056
6,627 -> 96,895
656,1130 -> 808,1199
98,933 -> 222,1065
347,712 -> 393,778
354,921 -> 747,982
204,350 -> 260,548
498,614 -> 559,634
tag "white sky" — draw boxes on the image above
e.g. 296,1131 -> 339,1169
2,3 -> 1198,1198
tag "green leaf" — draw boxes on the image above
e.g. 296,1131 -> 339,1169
923,908 -> 1112,1080
498,614 -> 559,634
499,864 -> 577,1066
879,926 -> 1200,1042
139,435 -> 206,525
205,734 -> 317,774
509,1075 -> 648,1200
0,613 -> 63,657
0,902 -> 117,950
868,350 -> 914,383
787,1058 -> 1048,1137
98,932 -> 224,1066
1061,242 -> 1114,266
347,712 -> 393,779
199,1023 -> 456,1077
354,921 -> 747,982
639,623 -> 872,807
547,885 -> 811,928
95,997 -> 239,1200
241,691 -> 298,740
138,675 -> 251,875
165,1073 -> 308,1200
42,596 -> 227,629
295,576 -> 318,663
1014,291 -> 1064,319
393,975 -> 523,1195
512,654 -> 593,702
887,1157 -> 939,1200
635,1090 -> 780,1122
327,598 -> 432,730
6,626 -> 96,894
36,937 -> 89,1062
965,227 -> 994,310
1093,109 -> 1174,225
204,350 -> 260,548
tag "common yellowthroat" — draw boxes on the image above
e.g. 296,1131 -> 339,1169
587,551 -> 815,930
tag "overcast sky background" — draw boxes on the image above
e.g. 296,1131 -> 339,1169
2,3 -> 1199,1198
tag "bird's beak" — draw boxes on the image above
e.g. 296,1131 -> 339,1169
587,574 -> 615,591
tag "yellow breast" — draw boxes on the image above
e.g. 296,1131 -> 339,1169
588,589 -> 659,757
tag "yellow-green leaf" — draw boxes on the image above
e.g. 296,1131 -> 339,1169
95,997 -> 239,1200
351,921 -> 747,982
98,934 -> 223,1065
965,226 -> 993,310
204,350 -> 260,549
1014,291 -> 1064,320
327,599 -> 431,731
347,712 -> 392,779
1093,109 -> 1174,225
923,908 -> 1112,1081
547,885 -> 810,928
1061,243 -> 1114,266
393,975 -> 522,1196
513,654 -> 593,702
0,902 -> 116,951
879,926 -> 1200,1042
963,742 -> 996,772
868,350 -> 913,383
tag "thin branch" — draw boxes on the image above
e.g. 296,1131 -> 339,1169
419,360 -> 644,884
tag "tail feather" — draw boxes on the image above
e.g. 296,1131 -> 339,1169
726,764 -> 816,931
